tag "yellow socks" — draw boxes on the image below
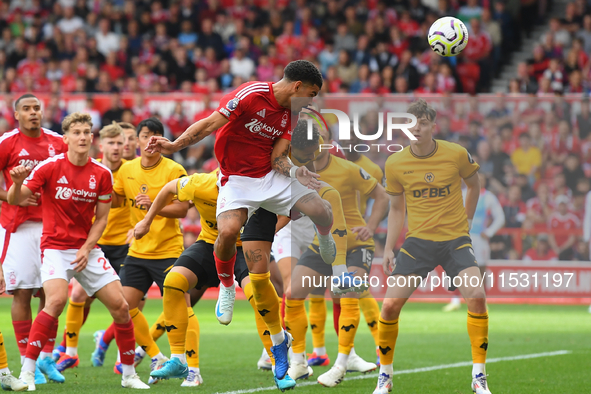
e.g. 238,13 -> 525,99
0,331 -> 7,370
378,317 -> 399,366
65,300 -> 85,350
337,298 -> 360,355
130,308 -> 161,358
359,292 -> 380,347
249,272 -> 282,337
467,311 -> 489,364
162,271 -> 190,357
150,312 -> 167,342
186,307 -> 199,368
308,296 -> 326,350
284,299 -> 307,354
244,282 -> 274,364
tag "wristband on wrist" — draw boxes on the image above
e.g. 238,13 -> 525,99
290,166 -> 299,179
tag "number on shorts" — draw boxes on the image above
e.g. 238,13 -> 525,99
99,257 -> 110,271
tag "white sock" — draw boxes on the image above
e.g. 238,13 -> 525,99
379,363 -> 394,375
313,347 -> 326,357
335,353 -> 348,369
153,352 -> 166,361
288,347 -> 294,360
39,352 -> 52,360
472,363 -> 485,377
22,358 -> 36,373
270,331 -> 285,346
292,352 -> 305,365
116,351 -> 121,363
271,365 -> 275,373
349,347 -> 357,357
121,363 -> 134,376
261,348 -> 268,358
316,229 -> 331,243
332,264 -> 348,277
20,355 -> 25,365
135,346 -> 146,357
66,347 -> 77,357
172,353 -> 187,364
0,367 -> 10,375
189,367 -> 199,374
451,296 -> 461,305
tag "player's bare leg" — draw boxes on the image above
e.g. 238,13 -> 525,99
457,266 -> 491,394
293,195 -> 336,265
213,209 -> 248,325
373,276 -> 420,394
95,281 -> 149,389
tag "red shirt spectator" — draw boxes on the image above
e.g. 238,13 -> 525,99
548,196 -> 581,247
463,20 -> 492,62
524,239 -> 558,261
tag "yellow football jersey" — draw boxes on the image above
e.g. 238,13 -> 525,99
114,156 -> 187,259
98,159 -> 131,246
311,155 -> 378,251
385,139 -> 480,242
291,135 -> 324,167
176,170 -> 243,247
351,155 -> 384,216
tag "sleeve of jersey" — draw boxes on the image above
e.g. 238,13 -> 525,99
216,89 -> 248,120
355,165 -> 378,197
176,175 -> 197,203
112,165 -> 126,196
98,170 -> 113,203
22,161 -> 48,194
458,147 -> 480,179
319,186 -> 347,267
384,158 -> 403,196
0,139 -> 9,169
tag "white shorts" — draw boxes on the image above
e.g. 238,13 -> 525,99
471,235 -> 490,266
217,170 -> 315,218
42,249 -> 120,297
1,221 -> 43,294
272,216 -> 315,261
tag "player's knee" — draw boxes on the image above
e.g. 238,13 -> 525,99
465,296 -> 487,314
217,225 -> 241,245
45,295 -> 68,316
12,289 -> 33,304
109,297 -> 130,324
380,299 -> 402,320
70,285 -> 88,303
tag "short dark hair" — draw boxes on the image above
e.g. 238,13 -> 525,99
14,94 -> 39,110
519,132 -> 530,139
136,117 -> 164,136
118,122 -> 135,130
291,119 -> 320,150
284,60 -> 323,89
407,98 -> 437,122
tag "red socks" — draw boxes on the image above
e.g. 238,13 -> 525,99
316,221 -> 333,236
114,320 -> 135,366
103,322 -> 116,346
25,311 -> 58,361
214,251 -> 236,287
13,320 -> 31,356
333,300 -> 341,336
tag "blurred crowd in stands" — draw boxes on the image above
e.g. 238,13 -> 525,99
0,0 -> 551,97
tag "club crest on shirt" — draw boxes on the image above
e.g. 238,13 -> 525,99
424,172 -> 435,183
140,184 -> 148,194
281,112 -> 288,128
89,175 -> 96,190
48,144 -> 55,157
226,98 -> 239,111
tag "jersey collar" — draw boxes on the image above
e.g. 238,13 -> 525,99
141,156 -> 163,170
410,139 -> 438,159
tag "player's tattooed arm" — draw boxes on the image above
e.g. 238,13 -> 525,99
271,142 -> 292,177
174,112 -> 229,150
271,138 -> 321,188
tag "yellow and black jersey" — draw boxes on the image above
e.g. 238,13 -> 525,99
351,154 -> 384,216
176,170 -> 243,247
114,156 -> 187,259
98,159 -> 131,246
290,135 -> 324,167
385,139 -> 480,242
311,155 -> 378,251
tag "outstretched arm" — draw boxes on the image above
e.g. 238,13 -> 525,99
146,111 -> 229,154
133,179 -> 179,239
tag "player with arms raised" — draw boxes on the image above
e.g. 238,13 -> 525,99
374,99 -> 491,394
0,94 -> 66,385
147,60 -> 336,390
7,112 -> 149,390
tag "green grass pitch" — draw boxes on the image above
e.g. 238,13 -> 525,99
1,298 -> 590,393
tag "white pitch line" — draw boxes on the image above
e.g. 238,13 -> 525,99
212,350 -> 571,394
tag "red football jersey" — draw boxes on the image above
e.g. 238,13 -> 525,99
23,154 -> 113,251
548,212 -> 580,247
215,81 -> 293,183
0,128 -> 67,232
